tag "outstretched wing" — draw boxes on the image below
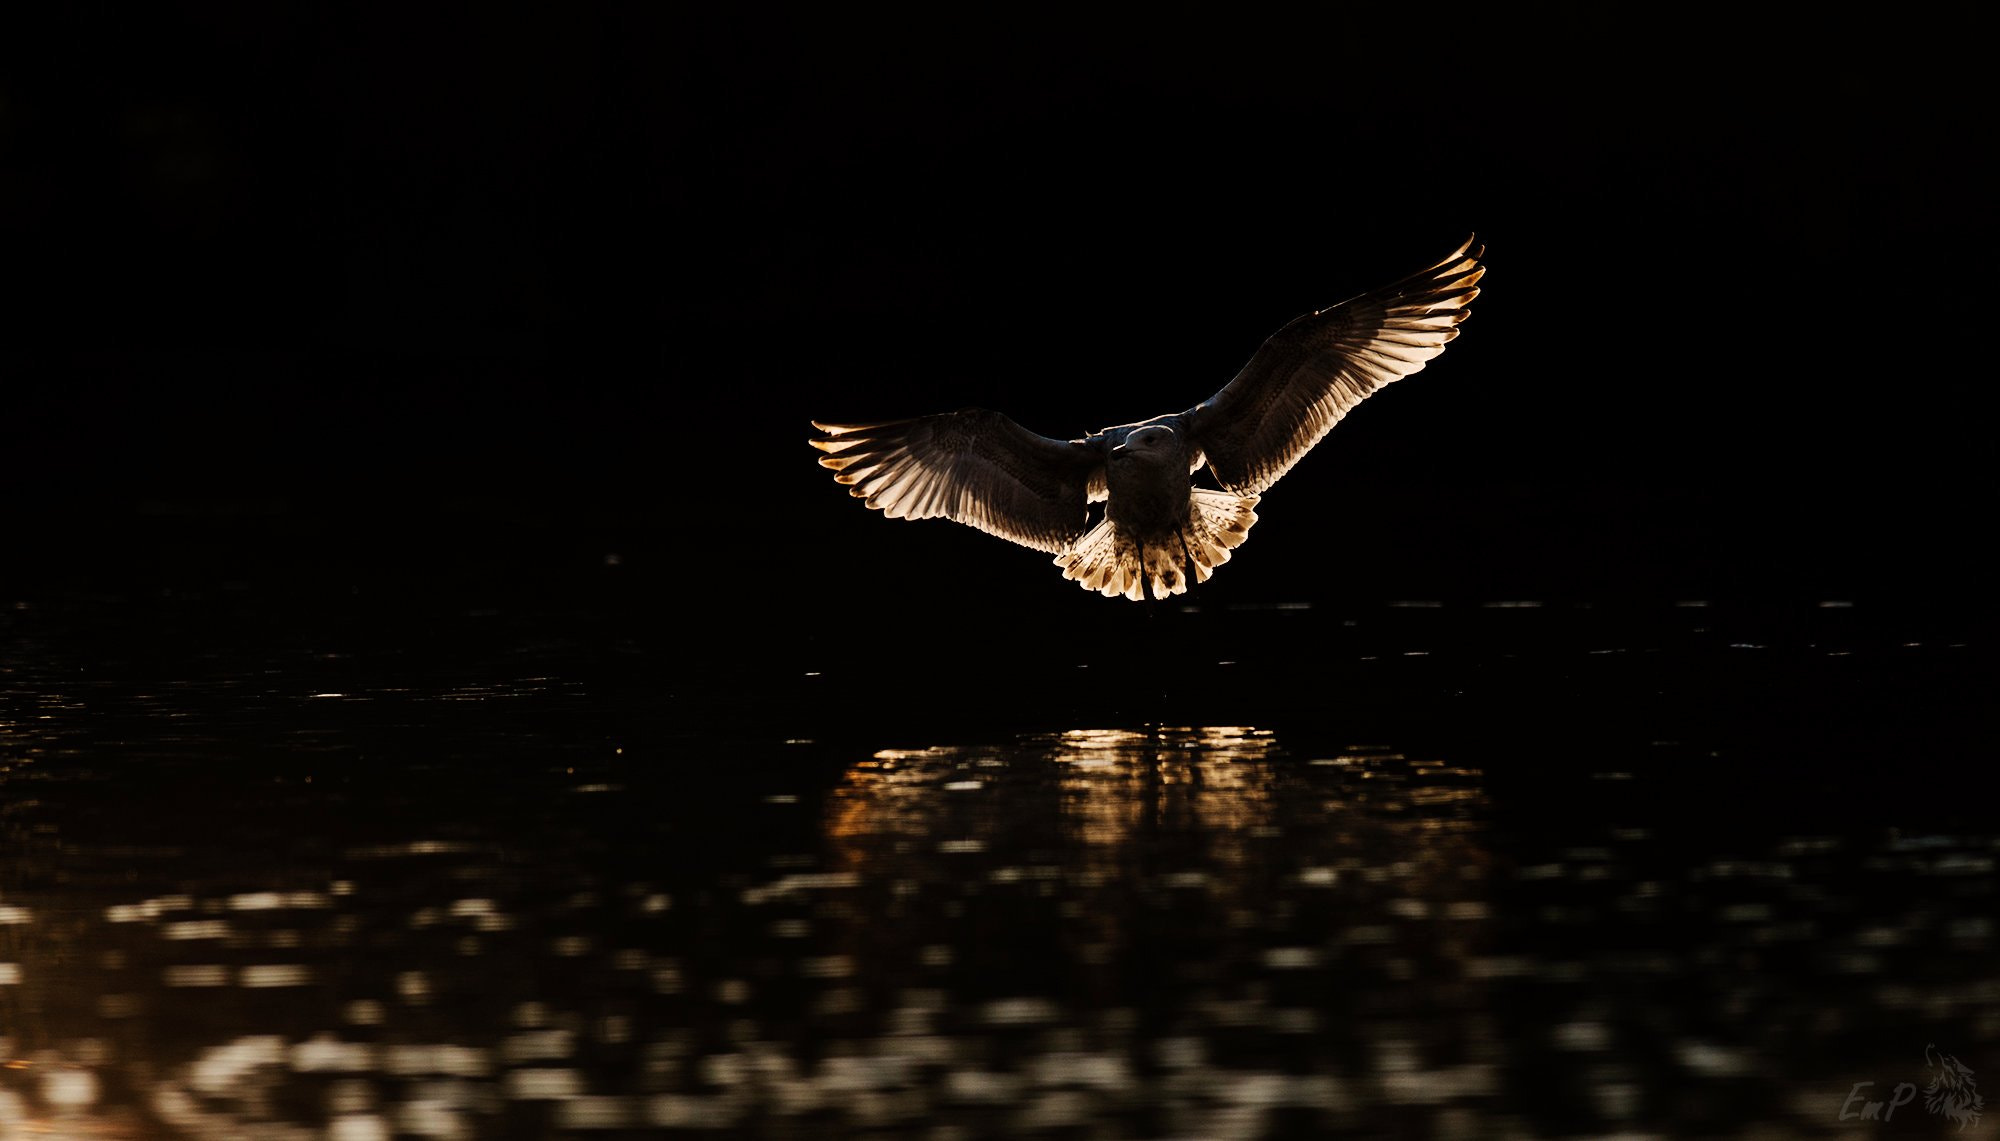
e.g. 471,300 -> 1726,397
810,409 -> 1102,553
1184,235 -> 1483,495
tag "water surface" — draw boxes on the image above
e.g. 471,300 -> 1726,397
0,590 -> 1990,1137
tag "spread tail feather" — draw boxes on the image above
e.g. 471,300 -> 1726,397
1054,489 -> 1259,600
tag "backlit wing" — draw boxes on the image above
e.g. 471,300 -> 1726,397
810,410 -> 1102,553
1184,235 -> 1483,494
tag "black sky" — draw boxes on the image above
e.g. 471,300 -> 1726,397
5,5 -> 1992,612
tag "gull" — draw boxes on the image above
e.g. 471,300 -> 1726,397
810,236 -> 1483,600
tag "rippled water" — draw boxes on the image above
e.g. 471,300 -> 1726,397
0,590 -> 1991,1138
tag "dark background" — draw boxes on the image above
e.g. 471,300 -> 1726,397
5,5 -> 1992,622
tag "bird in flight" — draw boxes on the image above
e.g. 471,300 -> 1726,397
811,236 -> 1484,600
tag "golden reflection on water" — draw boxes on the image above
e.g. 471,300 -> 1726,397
829,727 -> 1493,900
831,726 -> 1291,856
822,725 -> 1505,1126
1054,726 -> 1275,852
4,697 -> 1991,1138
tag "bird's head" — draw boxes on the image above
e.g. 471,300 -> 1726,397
1115,424 -> 1176,456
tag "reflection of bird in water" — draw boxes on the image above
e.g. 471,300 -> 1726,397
811,237 -> 1484,600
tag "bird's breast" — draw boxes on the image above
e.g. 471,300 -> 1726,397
1105,452 -> 1192,536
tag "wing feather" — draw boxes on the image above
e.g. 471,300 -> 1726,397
1185,235 -> 1484,494
810,410 -> 1101,553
